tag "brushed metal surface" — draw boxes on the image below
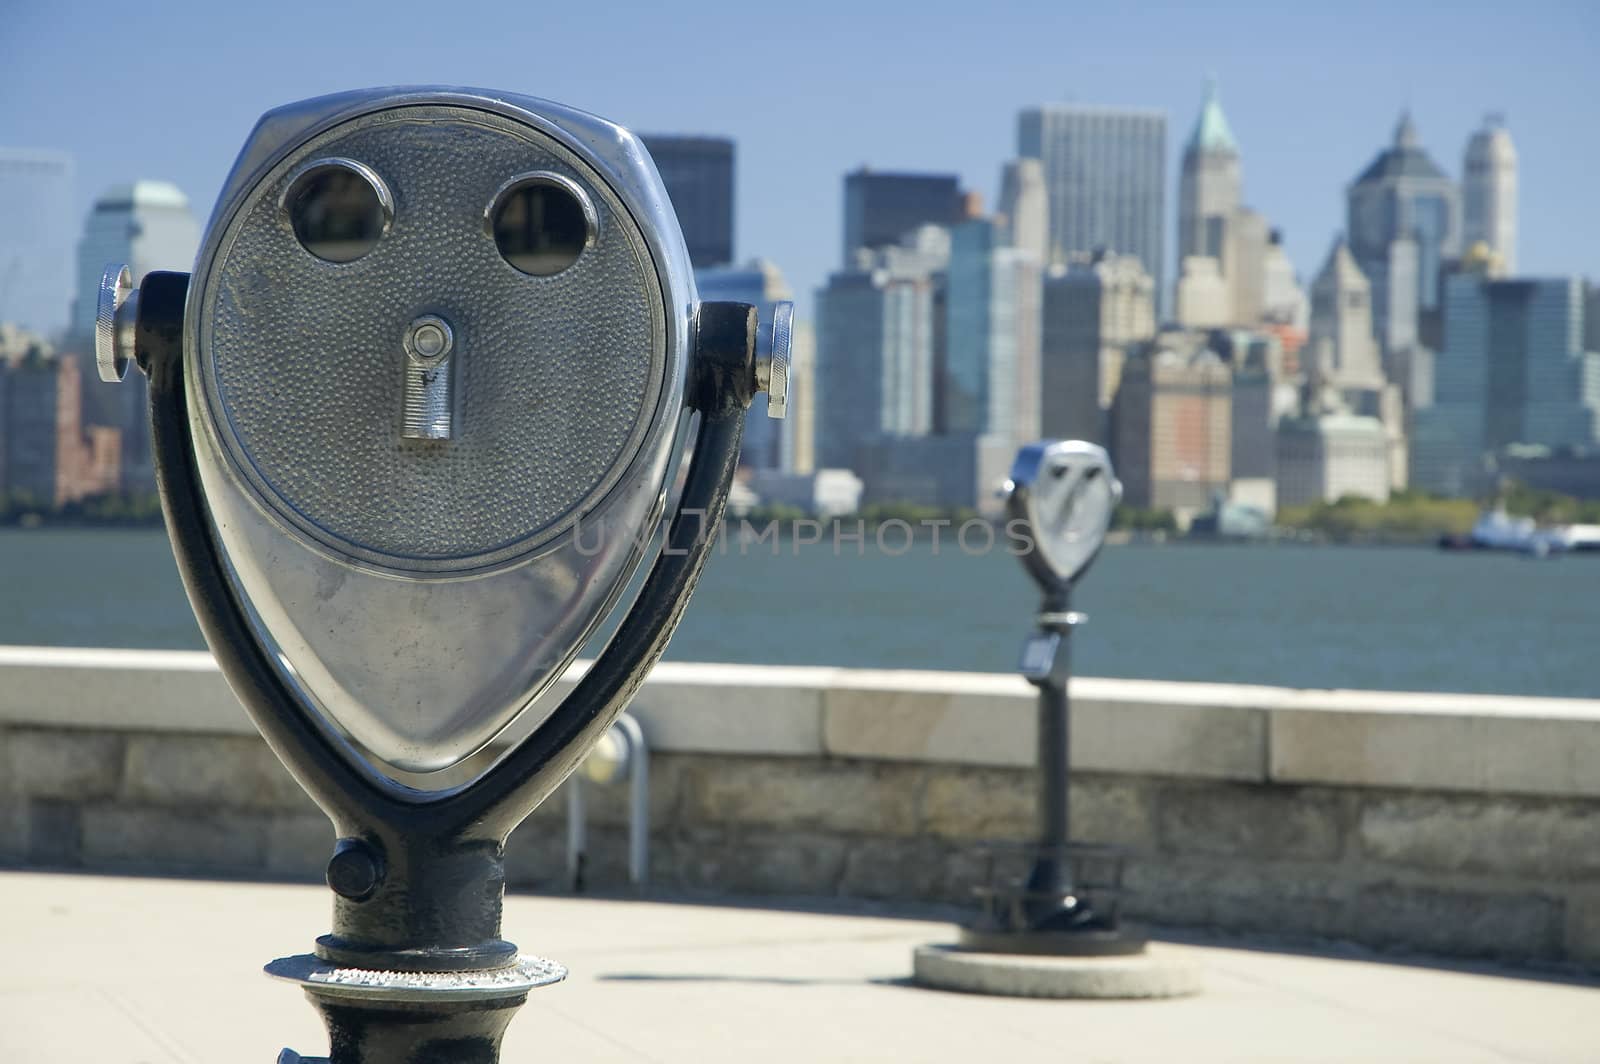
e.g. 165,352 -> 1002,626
199,105 -> 664,570
1006,440 -> 1121,589
183,90 -> 696,779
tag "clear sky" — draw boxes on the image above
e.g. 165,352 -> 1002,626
3,0 -> 1595,318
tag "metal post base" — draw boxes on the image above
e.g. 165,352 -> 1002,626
963,841 -> 1145,957
267,953 -> 566,1063
957,925 -> 1147,958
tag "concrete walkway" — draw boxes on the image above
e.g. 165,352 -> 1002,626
1,870 -> 1595,1063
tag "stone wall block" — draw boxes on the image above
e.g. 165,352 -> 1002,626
1358,795 -> 1600,880
1562,890 -> 1600,965
1158,783 -> 1346,861
662,827 -> 848,897
839,837 -> 950,900
920,766 -> 1033,841
3,728 -> 123,800
1123,855 -> 1352,938
504,826 -> 567,889
560,754 -> 685,829
265,813 -> 335,880
0,798 -> 28,861
80,804 -> 269,872
1070,775 -> 1160,851
678,756 -> 921,836
27,799 -> 82,867
122,734 -> 311,812
1352,882 -> 1565,961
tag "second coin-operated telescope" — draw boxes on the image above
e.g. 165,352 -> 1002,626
965,441 -> 1137,953
96,86 -> 790,1063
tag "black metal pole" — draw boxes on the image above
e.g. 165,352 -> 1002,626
1024,587 -> 1075,920
1032,659 -> 1071,886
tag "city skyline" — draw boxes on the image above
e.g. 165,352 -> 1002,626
0,1 -> 1594,327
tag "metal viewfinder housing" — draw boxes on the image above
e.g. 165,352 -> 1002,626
1005,440 -> 1122,592
183,88 -> 705,782
94,86 -> 786,1062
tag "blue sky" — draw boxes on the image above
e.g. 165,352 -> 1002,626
2,0 -> 1595,317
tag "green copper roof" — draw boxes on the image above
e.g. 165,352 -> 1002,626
1186,78 -> 1237,155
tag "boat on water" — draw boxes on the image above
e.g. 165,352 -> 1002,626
1438,508 -> 1600,556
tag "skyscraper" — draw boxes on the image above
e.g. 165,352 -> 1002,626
814,228 -> 948,470
1226,207 -> 1271,325
1211,329 -> 1283,509
0,149 -> 74,337
1178,79 -> 1241,268
1175,256 -> 1230,329
840,169 -> 965,267
1307,237 -> 1386,394
943,218 -> 1041,445
1346,113 -> 1460,357
1260,231 -> 1309,330
1412,268 -> 1600,495
1040,252 -> 1155,445
1462,116 -> 1517,274
0,349 -> 120,506
72,181 -> 200,496
640,135 -> 735,268
1017,103 -> 1167,308
73,181 -> 200,339
996,158 -> 1048,264
1112,336 -> 1231,513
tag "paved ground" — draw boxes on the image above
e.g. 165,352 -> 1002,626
1,870 -> 1596,1063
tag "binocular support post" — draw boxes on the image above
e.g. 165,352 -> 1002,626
957,584 -> 1145,957
140,274 -> 757,1061
1024,588 -> 1083,920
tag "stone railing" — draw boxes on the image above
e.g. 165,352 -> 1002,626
1,646 -> 1596,966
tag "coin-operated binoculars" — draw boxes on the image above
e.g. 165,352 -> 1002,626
964,440 -> 1143,956
94,87 -> 790,1063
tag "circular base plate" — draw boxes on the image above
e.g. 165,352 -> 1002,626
265,953 -> 567,1003
912,943 -> 1202,1000
958,925 -> 1147,957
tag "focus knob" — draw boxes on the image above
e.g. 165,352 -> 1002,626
94,264 -> 138,383
754,300 -> 793,419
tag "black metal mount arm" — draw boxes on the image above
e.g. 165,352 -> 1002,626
139,273 -> 755,977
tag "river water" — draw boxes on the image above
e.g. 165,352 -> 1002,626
1,528 -> 1594,698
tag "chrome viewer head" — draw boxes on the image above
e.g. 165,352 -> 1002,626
1004,440 -> 1122,591
95,88 -> 791,786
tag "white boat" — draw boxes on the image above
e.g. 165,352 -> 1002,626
1461,508 -> 1592,556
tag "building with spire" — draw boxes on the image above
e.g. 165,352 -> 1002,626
1172,79 -> 1283,331
1346,113 -> 1460,361
1308,238 -> 1386,395
1178,78 -> 1241,270
1462,116 -> 1517,276
995,158 -> 1048,265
